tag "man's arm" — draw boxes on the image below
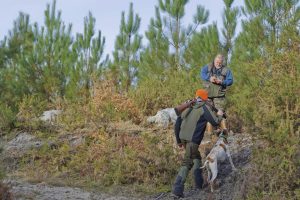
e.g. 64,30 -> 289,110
174,116 -> 182,145
200,65 -> 210,81
222,69 -> 233,86
203,104 -> 223,126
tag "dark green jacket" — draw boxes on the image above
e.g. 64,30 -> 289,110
174,101 -> 222,145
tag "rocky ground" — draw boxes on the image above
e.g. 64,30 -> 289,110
3,179 -> 136,200
1,125 -> 252,200
145,131 -> 252,200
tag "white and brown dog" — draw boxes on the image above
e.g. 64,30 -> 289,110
201,131 -> 237,192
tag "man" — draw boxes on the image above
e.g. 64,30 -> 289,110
172,89 -> 224,198
200,54 -> 233,134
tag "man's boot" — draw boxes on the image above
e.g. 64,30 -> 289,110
172,166 -> 188,198
172,175 -> 184,198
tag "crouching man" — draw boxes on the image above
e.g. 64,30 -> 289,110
172,89 -> 224,198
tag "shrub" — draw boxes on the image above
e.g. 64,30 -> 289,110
19,128 -> 180,194
130,70 -> 201,115
16,95 -> 47,130
229,48 -> 299,199
0,103 -> 15,131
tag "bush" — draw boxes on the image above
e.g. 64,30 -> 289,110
19,128 -> 180,194
0,103 -> 15,131
229,48 -> 300,199
16,95 -> 47,130
58,80 -> 142,131
130,70 -> 202,115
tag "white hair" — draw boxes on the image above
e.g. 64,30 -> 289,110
215,54 -> 224,62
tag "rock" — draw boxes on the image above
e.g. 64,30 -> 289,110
68,135 -> 85,148
39,110 -> 62,123
147,108 -> 177,128
4,132 -> 42,158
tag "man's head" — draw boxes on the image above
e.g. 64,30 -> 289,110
214,54 -> 224,69
195,89 -> 208,101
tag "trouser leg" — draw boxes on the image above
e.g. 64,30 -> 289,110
213,97 -> 229,135
172,166 -> 188,197
192,159 -> 203,189
172,142 -> 190,197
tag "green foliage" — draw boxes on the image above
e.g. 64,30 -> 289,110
229,28 -> 299,200
33,0 -> 74,102
16,95 -> 47,130
19,128 -> 180,194
57,80 -> 142,132
72,12 -> 107,99
184,23 -> 221,71
221,0 -> 239,62
130,70 -> 201,115
158,0 -> 209,70
139,6 -> 172,81
0,13 -> 35,111
0,103 -> 16,130
0,0 -> 299,198
112,2 -> 142,91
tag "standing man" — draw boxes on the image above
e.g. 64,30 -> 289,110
200,54 -> 233,134
172,89 -> 225,198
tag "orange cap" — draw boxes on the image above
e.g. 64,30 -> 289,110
195,89 -> 208,101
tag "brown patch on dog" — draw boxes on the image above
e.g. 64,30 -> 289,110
210,134 -> 219,143
207,156 -> 214,163
219,143 -> 227,151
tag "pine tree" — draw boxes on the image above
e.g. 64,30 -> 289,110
0,12 -> 35,109
112,2 -> 142,92
228,2 -> 299,197
31,0 -> 74,102
138,6 -> 171,81
221,0 -> 239,64
73,12 -> 107,99
184,23 -> 220,73
158,0 -> 209,70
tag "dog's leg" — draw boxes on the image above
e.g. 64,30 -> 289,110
209,161 -> 218,192
225,147 -> 237,171
206,164 -> 211,184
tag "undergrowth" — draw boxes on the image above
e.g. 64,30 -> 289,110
19,129 -> 180,194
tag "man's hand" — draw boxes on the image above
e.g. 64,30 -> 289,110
210,76 -> 216,83
215,78 -> 222,85
188,98 -> 196,107
217,109 -> 224,116
178,143 -> 185,150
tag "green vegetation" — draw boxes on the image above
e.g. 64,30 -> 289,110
0,0 -> 299,198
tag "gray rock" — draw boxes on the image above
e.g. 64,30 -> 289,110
39,110 -> 62,123
4,132 -> 42,158
147,108 -> 177,128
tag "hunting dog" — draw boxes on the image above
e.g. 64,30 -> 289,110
201,131 -> 237,192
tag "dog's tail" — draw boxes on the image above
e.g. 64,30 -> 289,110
200,160 -> 208,169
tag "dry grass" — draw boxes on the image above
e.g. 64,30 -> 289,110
92,80 -> 142,124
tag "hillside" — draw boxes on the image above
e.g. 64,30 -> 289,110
1,119 -> 253,200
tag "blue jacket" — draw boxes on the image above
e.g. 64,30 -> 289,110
200,64 -> 233,87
